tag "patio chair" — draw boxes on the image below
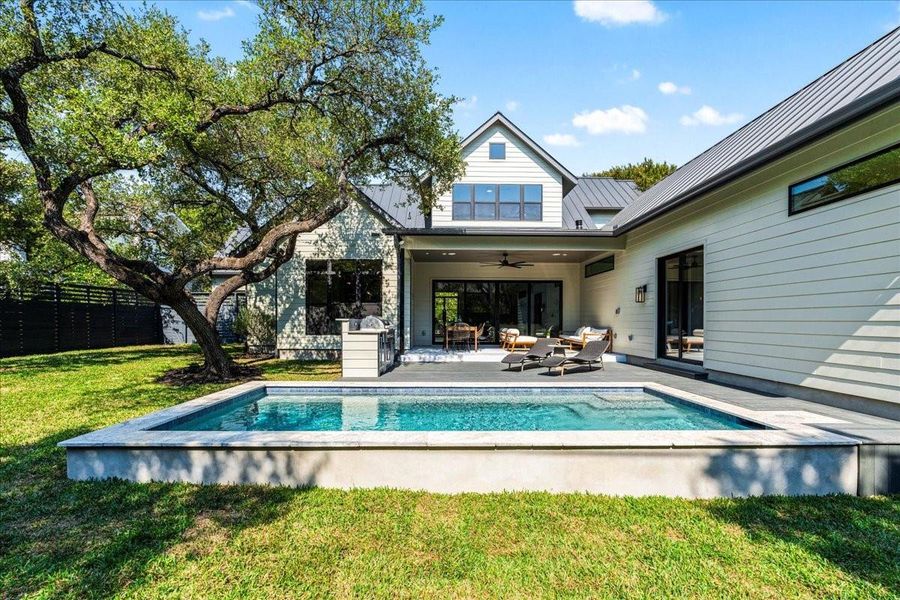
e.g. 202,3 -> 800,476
501,337 -> 559,371
448,322 -> 471,352
500,327 -> 538,350
540,339 -> 610,375
559,327 -> 611,351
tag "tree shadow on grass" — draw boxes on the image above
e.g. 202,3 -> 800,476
0,345 -> 204,378
0,428 -> 308,598
703,493 -> 900,593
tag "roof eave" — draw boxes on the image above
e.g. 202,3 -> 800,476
383,227 -> 615,237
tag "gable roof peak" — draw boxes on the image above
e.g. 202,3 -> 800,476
460,112 -> 578,187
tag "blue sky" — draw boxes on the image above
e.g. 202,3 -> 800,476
157,0 -> 899,175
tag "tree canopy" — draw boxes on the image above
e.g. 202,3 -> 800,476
587,158 -> 678,192
0,0 -> 463,379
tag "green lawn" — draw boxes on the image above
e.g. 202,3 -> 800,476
1,346 -> 898,599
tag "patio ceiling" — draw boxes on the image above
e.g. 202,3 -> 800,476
410,249 -> 605,263
402,234 -> 625,253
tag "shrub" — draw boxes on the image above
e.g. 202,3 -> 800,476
233,306 -> 276,355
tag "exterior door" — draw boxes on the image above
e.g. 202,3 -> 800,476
657,247 -> 704,363
432,280 -> 562,345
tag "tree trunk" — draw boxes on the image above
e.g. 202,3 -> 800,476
169,296 -> 235,380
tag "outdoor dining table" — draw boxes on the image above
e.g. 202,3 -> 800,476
444,324 -> 479,352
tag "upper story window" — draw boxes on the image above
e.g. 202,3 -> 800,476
489,142 -> 506,160
452,183 -> 542,221
789,143 -> 900,215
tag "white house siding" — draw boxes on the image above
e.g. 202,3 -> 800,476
430,125 -> 564,228
247,202 -> 398,359
410,260 -> 582,347
581,105 -> 900,404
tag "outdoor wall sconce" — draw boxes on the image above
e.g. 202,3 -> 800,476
634,285 -> 647,303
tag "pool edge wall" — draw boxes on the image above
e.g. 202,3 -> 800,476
66,445 -> 859,498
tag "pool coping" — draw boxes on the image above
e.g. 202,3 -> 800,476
59,381 -> 860,450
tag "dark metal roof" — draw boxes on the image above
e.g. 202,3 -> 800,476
563,177 -> 639,229
610,27 -> 900,233
357,184 -> 425,229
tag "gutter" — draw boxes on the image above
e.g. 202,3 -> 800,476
612,81 -> 900,236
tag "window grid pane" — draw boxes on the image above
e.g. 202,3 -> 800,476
499,203 -> 520,220
450,183 -> 542,222
306,259 -> 382,335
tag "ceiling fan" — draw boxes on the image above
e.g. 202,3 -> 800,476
479,252 -> 534,269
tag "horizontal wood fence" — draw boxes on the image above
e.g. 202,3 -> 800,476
0,283 -> 162,358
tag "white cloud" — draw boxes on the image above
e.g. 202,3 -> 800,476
505,100 -> 520,112
573,1 -> 667,26
455,95 -> 478,111
658,81 -> 691,95
543,133 -> 580,147
680,105 -> 744,126
572,105 -> 648,135
629,69 -> 641,81
197,6 -> 235,21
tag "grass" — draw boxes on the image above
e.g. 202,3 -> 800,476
1,345 -> 898,599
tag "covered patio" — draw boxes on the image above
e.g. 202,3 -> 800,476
399,231 -> 624,351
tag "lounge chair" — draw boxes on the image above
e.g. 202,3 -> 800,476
541,339 -> 609,375
559,326 -> 611,351
499,327 -> 538,350
501,337 -> 559,371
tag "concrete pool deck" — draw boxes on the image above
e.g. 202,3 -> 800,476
60,367 -> 896,497
373,360 -> 900,494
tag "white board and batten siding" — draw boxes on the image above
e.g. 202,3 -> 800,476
247,202 -> 398,359
582,105 -> 900,404
430,125 -> 564,228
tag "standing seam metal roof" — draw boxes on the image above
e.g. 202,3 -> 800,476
562,177 -> 639,229
360,177 -> 638,231
609,27 -> 900,232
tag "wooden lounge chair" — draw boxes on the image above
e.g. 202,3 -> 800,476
501,337 -> 559,371
499,327 -> 538,350
559,327 -> 611,351
541,339 -> 609,375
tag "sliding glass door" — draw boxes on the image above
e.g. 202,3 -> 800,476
658,247 -> 704,363
432,280 -> 562,345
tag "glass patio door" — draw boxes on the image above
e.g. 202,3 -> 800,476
431,280 -> 562,345
658,247 -> 704,363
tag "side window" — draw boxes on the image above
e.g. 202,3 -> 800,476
789,143 -> 900,215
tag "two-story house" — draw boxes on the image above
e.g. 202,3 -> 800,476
239,28 -> 899,418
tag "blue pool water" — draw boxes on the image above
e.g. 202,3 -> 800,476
159,388 -> 761,432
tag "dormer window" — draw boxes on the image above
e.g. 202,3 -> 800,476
489,142 -> 506,160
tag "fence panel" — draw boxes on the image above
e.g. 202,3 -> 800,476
0,283 -> 162,358
161,292 -> 246,345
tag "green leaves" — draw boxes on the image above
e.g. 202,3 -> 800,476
588,158 -> 679,192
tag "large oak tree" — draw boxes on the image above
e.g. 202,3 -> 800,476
0,0 -> 462,379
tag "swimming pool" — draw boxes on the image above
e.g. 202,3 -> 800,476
60,381 -> 858,497
156,387 -> 762,432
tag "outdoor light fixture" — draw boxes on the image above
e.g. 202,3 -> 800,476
634,285 -> 647,303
